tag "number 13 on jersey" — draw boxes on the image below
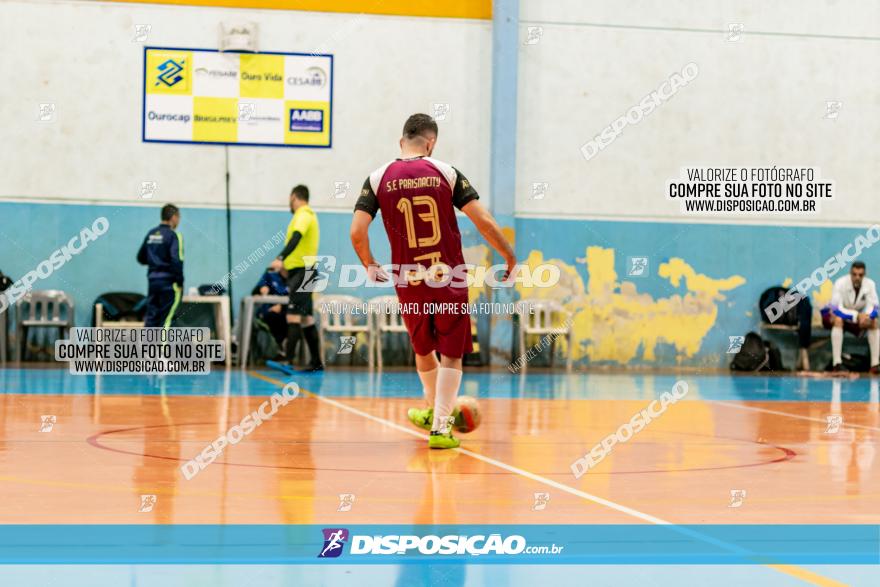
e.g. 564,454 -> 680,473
397,196 -> 440,248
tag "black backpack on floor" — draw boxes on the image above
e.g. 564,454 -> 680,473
730,331 -> 784,372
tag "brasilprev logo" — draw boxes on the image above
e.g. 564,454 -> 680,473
318,528 -> 349,558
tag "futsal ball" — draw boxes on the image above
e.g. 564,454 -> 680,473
453,396 -> 482,433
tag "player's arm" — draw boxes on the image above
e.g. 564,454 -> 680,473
350,178 -> 387,282
861,282 -> 879,324
169,231 -> 184,286
350,211 -> 387,282
461,200 -> 516,280
451,168 -> 516,280
350,210 -> 376,266
830,279 -> 857,322
272,232 -> 302,270
270,232 -> 300,271
136,236 -> 148,265
256,270 -> 272,295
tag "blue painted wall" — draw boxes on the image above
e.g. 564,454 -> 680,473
3,201 -> 876,367
514,216 -> 880,367
0,200 -> 480,325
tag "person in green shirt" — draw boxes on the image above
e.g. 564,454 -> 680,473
270,185 -> 323,371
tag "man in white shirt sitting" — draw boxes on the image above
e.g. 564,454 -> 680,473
821,261 -> 880,373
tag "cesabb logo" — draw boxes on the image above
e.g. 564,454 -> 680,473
290,108 -> 323,132
287,66 -> 327,88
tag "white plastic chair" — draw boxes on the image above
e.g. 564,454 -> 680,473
0,299 -> 8,365
16,290 -> 75,363
513,299 -> 573,373
316,294 -> 373,368
369,295 -> 412,369
236,294 -> 288,368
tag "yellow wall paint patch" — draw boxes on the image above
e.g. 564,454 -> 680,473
812,279 -> 833,311
516,247 -> 746,364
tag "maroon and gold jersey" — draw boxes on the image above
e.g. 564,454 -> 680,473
355,156 -> 479,302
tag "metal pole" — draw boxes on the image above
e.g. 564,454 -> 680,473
225,146 -> 233,303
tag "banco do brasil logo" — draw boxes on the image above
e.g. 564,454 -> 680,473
155,58 -> 185,87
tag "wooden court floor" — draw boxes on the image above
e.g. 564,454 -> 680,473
1,368 -> 878,527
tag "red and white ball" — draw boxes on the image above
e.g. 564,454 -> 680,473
453,395 -> 482,433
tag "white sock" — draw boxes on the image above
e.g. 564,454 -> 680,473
418,368 -> 438,407
431,367 -> 462,433
869,328 -> 880,367
832,326 -> 843,365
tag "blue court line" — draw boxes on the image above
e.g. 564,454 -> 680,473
0,368 -> 878,403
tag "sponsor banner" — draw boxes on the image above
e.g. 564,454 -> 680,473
0,525 -> 876,564
143,47 -> 332,148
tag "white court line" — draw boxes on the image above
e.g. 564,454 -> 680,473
249,371 -> 847,586
250,371 -> 670,524
714,400 -> 880,432
329,394 -> 673,523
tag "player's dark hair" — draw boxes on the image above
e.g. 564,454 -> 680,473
161,204 -> 179,221
402,113 -> 438,140
291,185 -> 310,202
852,261 -> 866,271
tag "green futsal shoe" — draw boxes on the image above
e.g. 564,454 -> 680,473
428,430 -> 460,450
407,407 -> 433,431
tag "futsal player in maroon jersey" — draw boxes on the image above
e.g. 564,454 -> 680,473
350,113 -> 516,448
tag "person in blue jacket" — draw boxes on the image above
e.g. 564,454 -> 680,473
137,204 -> 184,328
252,268 -> 289,348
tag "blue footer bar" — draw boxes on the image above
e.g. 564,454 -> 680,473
0,525 -> 877,564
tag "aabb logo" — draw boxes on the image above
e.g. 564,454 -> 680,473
318,528 -> 348,558
290,108 -> 324,132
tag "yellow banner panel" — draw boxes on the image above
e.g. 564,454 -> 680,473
192,97 -> 239,142
240,54 -> 285,99
284,100 -> 330,146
